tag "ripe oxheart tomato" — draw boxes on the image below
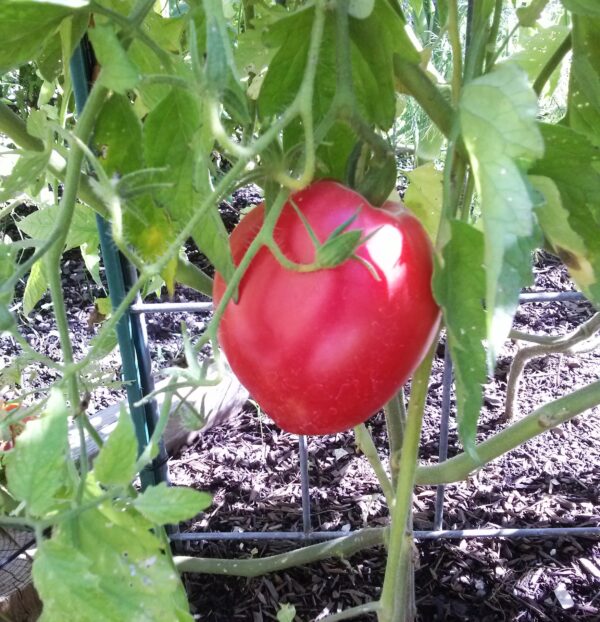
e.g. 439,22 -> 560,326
213,180 -> 440,435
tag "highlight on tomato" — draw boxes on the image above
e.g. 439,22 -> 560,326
213,180 -> 440,435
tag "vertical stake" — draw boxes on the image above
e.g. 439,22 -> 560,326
434,344 -> 453,530
298,435 -> 312,536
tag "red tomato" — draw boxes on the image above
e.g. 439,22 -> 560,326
213,180 -> 440,435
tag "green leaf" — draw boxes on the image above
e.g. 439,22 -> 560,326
433,221 -> 487,456
23,260 -> 48,315
350,0 -> 417,129
530,124 -> 600,305
530,175 -> 599,302
0,244 -> 18,307
460,62 -> 543,365
18,204 -> 99,251
0,152 -> 50,202
133,482 -> 212,525
203,0 -> 239,93
33,493 -> 193,622
403,163 -> 443,241
277,604 -> 297,622
93,94 -> 143,176
517,0 -> 550,26
258,8 -> 314,119
94,405 -> 138,487
143,89 -> 233,284
127,40 -> 172,113
562,0 -> 600,16
506,25 -> 570,86
6,388 -> 69,517
88,23 -> 140,94
81,241 -> 102,285
568,16 -> 600,145
0,1 -> 87,72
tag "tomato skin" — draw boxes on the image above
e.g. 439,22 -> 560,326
213,180 -> 440,435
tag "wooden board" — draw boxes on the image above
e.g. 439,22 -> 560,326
69,368 -> 249,461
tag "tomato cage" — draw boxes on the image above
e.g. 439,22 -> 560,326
117,289 -> 600,546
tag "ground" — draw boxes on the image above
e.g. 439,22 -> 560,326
1,194 -> 599,621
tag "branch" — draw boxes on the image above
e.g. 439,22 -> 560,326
505,312 -> 600,420
533,32 -> 572,96
393,59 -> 453,139
416,378 -> 600,485
174,527 -> 385,576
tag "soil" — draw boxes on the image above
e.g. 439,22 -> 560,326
1,192 -> 599,622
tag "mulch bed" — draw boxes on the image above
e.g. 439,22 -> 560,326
1,195 -> 599,621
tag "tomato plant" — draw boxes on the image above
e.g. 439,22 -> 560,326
214,180 -> 440,434
0,0 -> 600,621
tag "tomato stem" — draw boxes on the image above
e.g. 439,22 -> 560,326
417,377 -> 600,486
378,343 -> 436,622
354,424 -> 394,508
384,390 -> 406,487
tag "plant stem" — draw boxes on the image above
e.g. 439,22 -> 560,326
416,378 -> 600,485
320,602 -> 381,622
175,527 -> 385,576
0,103 -> 213,296
463,2 -> 494,82
393,59 -> 453,139
447,0 -> 463,106
354,424 -> 394,507
0,102 -> 44,151
385,390 -> 406,487
485,0 -> 503,71
533,32 -> 572,96
378,346 -> 436,622
504,312 -> 600,420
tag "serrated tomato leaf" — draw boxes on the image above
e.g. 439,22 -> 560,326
93,405 -> 138,487
88,23 -> 140,94
568,16 -> 600,145
460,62 -> 543,367
133,483 -> 212,525
6,388 -> 69,517
143,89 -> 233,284
33,493 -> 194,621
433,221 -> 487,456
530,124 -> 600,305
0,1 -> 87,72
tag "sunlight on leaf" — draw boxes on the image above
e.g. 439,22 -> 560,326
460,62 -> 543,366
402,163 -> 443,241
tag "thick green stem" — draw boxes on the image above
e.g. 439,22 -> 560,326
463,3 -> 493,82
175,527 -> 385,576
416,378 -> 600,485
533,32 -> 572,96
393,59 -> 453,139
484,0 -> 503,71
385,390 -> 406,487
0,102 -> 44,151
379,346 -> 436,622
